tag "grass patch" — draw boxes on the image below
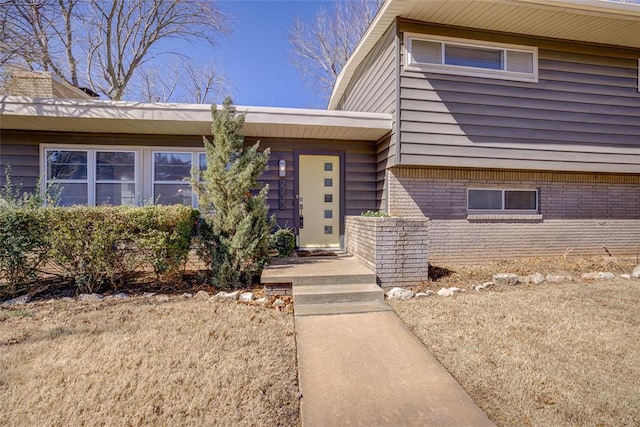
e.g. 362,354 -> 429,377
392,279 -> 640,426
421,255 -> 637,290
0,297 -> 299,426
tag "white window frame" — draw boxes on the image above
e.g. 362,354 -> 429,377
41,144 -> 205,207
44,147 -> 138,206
44,148 -> 91,205
404,33 -> 538,83
94,149 -> 137,206
151,151 -> 200,207
467,188 -> 539,212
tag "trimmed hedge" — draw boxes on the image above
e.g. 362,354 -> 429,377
1,205 -> 198,295
0,206 -> 49,294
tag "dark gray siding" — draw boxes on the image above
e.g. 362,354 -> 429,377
0,141 -> 40,194
398,20 -> 640,173
0,131 -> 376,229
336,20 -> 399,212
338,21 -> 397,115
248,138 -> 377,228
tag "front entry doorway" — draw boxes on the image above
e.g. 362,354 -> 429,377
298,154 -> 340,249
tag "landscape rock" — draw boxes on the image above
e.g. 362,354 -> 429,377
493,273 -> 519,286
114,292 -> 130,299
212,290 -> 241,301
386,287 -> 415,300
546,274 -> 570,283
531,272 -> 546,285
632,265 -> 640,279
155,294 -> 170,302
254,297 -> 269,306
77,293 -> 104,302
142,292 -> 156,298
239,292 -> 254,303
518,275 -> 531,284
415,291 -> 435,298
474,282 -> 493,292
273,298 -> 286,308
620,274 -> 631,280
194,290 -> 209,299
437,287 -> 456,297
181,292 -> 193,298
1,294 -> 31,307
581,272 -> 615,280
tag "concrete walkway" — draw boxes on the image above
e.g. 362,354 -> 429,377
296,310 -> 495,426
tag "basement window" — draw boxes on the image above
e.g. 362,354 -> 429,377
405,33 -> 538,83
467,189 -> 538,212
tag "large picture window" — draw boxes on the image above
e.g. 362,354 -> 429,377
468,189 -> 538,212
152,151 -> 208,206
153,152 -> 193,205
406,34 -> 538,82
46,150 -> 89,206
45,149 -> 136,206
96,151 -> 135,205
43,146 -> 207,207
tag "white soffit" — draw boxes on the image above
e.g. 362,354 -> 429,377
0,96 -> 392,141
328,0 -> 640,110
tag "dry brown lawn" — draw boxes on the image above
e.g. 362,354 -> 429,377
392,273 -> 640,427
0,297 -> 299,426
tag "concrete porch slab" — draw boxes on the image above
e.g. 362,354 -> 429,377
262,255 -> 376,286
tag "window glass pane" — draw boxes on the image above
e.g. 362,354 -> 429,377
154,153 -> 192,181
154,184 -> 192,205
468,189 -> 502,210
47,150 -> 87,180
324,162 -> 333,172
412,40 -> 442,64
324,178 -> 333,187
324,194 -> 333,203
96,183 -> 136,206
324,226 -> 333,235
324,210 -> 333,219
506,50 -> 533,73
445,44 -> 503,70
505,190 -> 537,210
96,152 -> 135,181
57,183 -> 88,206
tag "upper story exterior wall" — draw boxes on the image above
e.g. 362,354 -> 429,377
337,21 -> 397,116
336,21 -> 399,173
397,19 -> 640,174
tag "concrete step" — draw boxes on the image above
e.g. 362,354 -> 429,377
261,256 -> 377,286
293,283 -> 384,305
294,300 -> 391,317
296,273 -> 377,286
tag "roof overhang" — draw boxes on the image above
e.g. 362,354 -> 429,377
329,0 -> 640,109
0,96 -> 391,141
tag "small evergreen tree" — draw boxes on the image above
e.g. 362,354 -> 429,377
192,98 -> 273,288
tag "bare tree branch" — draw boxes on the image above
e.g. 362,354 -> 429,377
130,59 -> 228,104
0,0 -> 229,100
288,0 -> 383,105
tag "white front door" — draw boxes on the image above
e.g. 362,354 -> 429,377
298,155 -> 340,248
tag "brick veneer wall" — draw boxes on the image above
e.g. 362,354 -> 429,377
388,166 -> 640,265
346,216 -> 429,287
5,70 -> 92,99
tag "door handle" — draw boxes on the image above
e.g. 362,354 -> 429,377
299,215 -> 304,229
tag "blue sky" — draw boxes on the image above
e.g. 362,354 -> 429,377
213,0 -> 333,109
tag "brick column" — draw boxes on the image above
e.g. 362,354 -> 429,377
346,216 -> 429,287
